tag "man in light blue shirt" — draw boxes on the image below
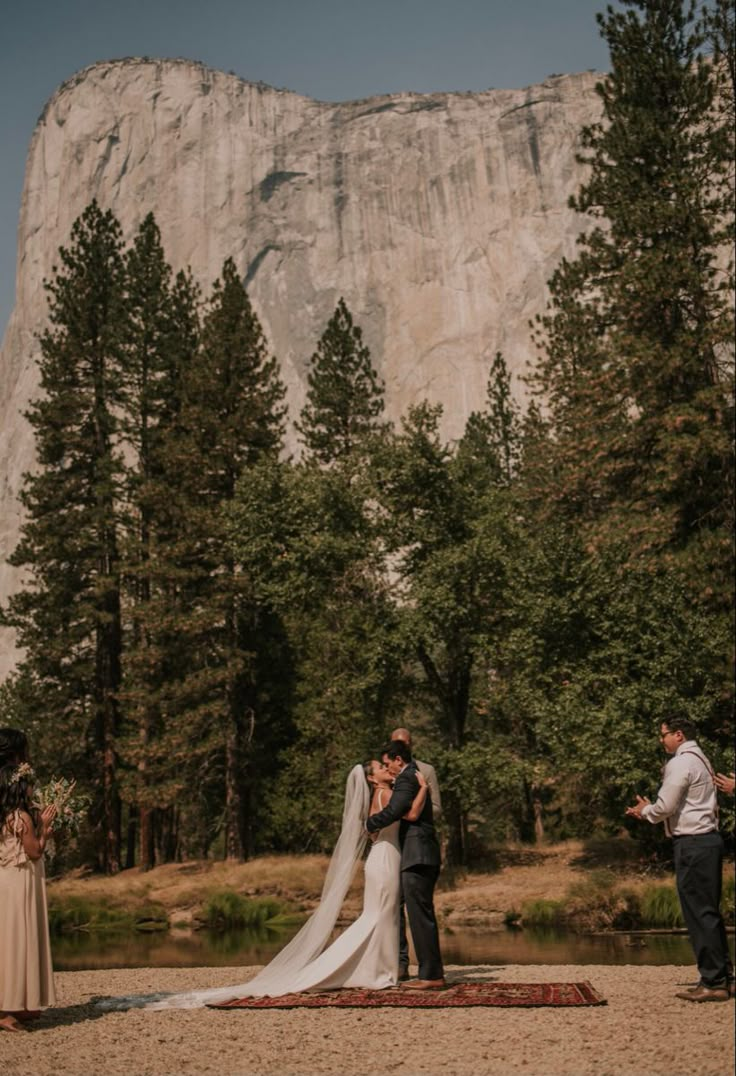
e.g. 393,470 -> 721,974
626,717 -> 732,1002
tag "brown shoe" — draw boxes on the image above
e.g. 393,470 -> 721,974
401,978 -> 446,990
675,985 -> 730,1002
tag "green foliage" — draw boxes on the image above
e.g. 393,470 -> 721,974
518,872 -> 733,933
47,896 -> 169,934
638,884 -> 684,929
563,871 -> 640,931
1,200 -> 128,871
202,890 -> 284,930
297,297 -> 385,463
520,899 -> 565,927
4,5 -> 733,871
531,0 -> 734,600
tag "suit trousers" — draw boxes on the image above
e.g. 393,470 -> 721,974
673,832 -> 730,987
401,864 -> 443,981
398,891 -> 409,970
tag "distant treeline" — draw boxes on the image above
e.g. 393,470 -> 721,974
1,0 -> 733,871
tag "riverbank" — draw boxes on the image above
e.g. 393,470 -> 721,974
46,840 -> 734,934
2,964 -> 733,1075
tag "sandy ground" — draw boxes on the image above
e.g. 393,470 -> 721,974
1,964 -> 733,1076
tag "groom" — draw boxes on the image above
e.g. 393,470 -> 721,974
366,740 -> 445,989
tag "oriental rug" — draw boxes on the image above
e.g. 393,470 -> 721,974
208,981 -> 606,1010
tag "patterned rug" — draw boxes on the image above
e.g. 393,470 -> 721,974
208,981 -> 606,1009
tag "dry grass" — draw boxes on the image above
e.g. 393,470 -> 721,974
49,841 -> 658,927
48,855 -> 344,920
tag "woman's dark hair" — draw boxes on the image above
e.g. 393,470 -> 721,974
0,728 -> 33,835
0,728 -> 28,768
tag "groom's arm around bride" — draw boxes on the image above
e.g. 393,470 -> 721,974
366,740 -> 445,988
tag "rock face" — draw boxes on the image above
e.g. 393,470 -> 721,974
0,58 -> 603,677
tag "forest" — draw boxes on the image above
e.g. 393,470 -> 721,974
1,0 -> 733,872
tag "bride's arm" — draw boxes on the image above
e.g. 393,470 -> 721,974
404,773 -> 428,821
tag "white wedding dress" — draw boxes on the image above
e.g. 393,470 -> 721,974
253,819 -> 401,995
99,765 -> 400,1010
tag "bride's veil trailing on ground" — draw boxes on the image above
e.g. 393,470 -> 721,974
99,764 -> 370,1010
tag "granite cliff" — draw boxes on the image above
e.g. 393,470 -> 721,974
0,58 -> 603,676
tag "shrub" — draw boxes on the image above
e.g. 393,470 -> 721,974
638,884 -> 684,929
203,890 -> 284,931
520,899 -> 564,927
563,870 -> 638,931
47,896 -> 168,934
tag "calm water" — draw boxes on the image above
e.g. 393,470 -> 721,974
51,924 -> 734,972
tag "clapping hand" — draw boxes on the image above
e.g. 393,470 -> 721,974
715,772 -> 735,795
625,795 -> 651,820
39,804 -> 57,836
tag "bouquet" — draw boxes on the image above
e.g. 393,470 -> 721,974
10,767 -> 92,858
33,776 -> 90,838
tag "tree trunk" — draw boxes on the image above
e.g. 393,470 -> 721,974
139,804 -> 155,870
533,792 -> 545,844
125,806 -> 137,870
224,720 -> 245,861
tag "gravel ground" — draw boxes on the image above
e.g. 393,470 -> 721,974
1,964 -> 733,1076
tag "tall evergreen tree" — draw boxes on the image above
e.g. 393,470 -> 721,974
297,298 -> 385,464
532,0 -> 734,582
228,457 -> 400,851
375,400 -> 520,863
172,258 -> 286,860
118,215 -> 201,869
460,352 -> 520,485
1,202 -> 127,871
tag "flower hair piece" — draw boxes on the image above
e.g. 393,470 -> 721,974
10,762 -> 35,785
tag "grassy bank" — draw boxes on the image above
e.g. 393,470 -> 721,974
47,854 -> 333,935
511,870 -> 735,932
46,839 -> 735,936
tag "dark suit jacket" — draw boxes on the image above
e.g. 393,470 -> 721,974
365,763 -> 441,870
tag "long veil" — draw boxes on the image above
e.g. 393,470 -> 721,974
99,763 -> 370,1010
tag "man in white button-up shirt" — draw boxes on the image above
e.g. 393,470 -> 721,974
626,717 -> 732,1002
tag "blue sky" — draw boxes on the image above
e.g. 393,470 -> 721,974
0,0 -> 614,337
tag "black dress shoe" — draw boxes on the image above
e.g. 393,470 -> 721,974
398,967 -> 410,982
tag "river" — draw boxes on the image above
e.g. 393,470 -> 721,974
50,924 -> 735,971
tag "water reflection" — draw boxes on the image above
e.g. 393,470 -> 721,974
440,927 -> 734,967
52,924 -> 734,972
52,925 -> 293,971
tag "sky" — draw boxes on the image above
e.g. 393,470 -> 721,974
0,0 -> 615,338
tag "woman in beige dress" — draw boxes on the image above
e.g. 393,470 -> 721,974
0,728 -> 57,1032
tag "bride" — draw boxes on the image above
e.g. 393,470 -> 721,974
102,760 -> 427,1010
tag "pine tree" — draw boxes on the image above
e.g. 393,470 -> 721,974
532,0 -> 734,586
118,215 -> 201,869
297,298 -> 385,464
460,352 -> 520,485
1,202 -> 128,872
229,457 -> 400,850
171,258 -> 286,860
375,401 -> 521,863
